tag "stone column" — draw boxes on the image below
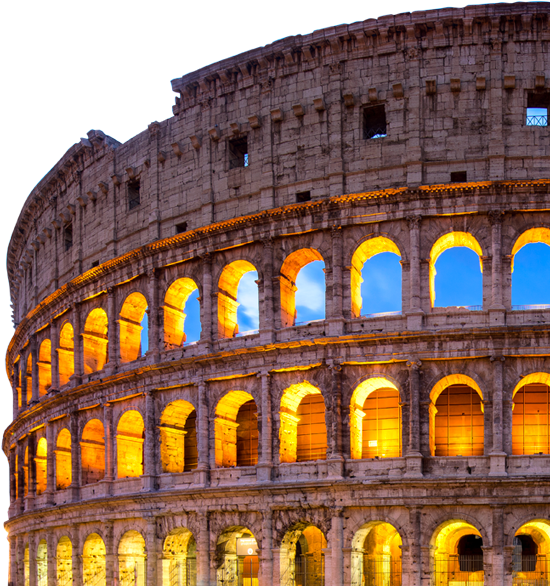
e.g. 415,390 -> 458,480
257,371 -> 273,482
489,210 -> 506,324
489,355 -> 507,475
28,534 -> 37,586
147,268 -> 161,359
45,421 -> 55,505
259,239 -> 275,344
259,509 -> 273,586
17,440 -> 25,514
197,380 -> 210,486
409,507 -> 422,586
72,303 -> 83,384
69,410 -> 80,502
8,534 -> 16,586
196,512 -> 210,586
16,533 -> 25,586
103,402 -> 115,485
50,318 -> 60,392
107,286 -> 118,371
12,363 -> 19,418
21,355 -> 28,409
146,516 -> 159,586
405,360 -> 423,478
47,531 -> 56,586
328,226 -> 345,336
143,390 -> 157,491
30,337 -> 39,404
503,545 -> 515,586
491,506 -> 506,586
72,525 -> 81,586
407,215 -> 424,330
327,362 -> 344,478
9,447 -> 16,505
200,254 -> 213,348
331,510 -> 344,586
105,521 -> 115,586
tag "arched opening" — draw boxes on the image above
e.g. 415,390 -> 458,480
35,437 -> 47,495
512,228 -> 550,308
350,522 -> 402,586
429,232 -> 483,308
162,528 -> 196,586
430,376 -> 484,457
14,356 -> 21,410
280,249 -> 325,327
83,308 -> 109,374
37,340 -> 51,396
23,447 -> 28,497
215,391 -> 258,468
218,260 -> 259,338
160,400 -> 198,473
512,375 -> 550,455
280,383 -> 327,464
118,530 -> 147,586
81,419 -> 105,485
83,533 -> 106,586
216,526 -> 259,586
36,539 -> 47,586
119,292 -> 148,363
56,428 -> 72,490
349,378 -> 402,460
280,524 -> 326,586
432,520 -> 483,585
57,536 -> 73,586
58,322 -> 75,387
26,354 -> 32,405
513,520 -> 550,581
351,237 -> 402,318
24,543 -> 29,585
164,278 -> 201,348
117,411 -> 144,478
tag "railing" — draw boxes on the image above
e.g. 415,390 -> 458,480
57,570 -> 73,586
83,569 -> 106,586
37,561 -> 47,586
170,559 -> 197,586
513,554 -> 550,586
217,558 -> 238,586
294,555 -> 325,586
365,127 -> 387,139
235,329 -> 259,338
295,318 -> 325,326
362,310 -> 402,318
512,304 -> 550,311
526,114 -> 548,126
434,555 -> 484,585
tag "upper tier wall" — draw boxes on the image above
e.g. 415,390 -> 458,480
8,2 -> 550,324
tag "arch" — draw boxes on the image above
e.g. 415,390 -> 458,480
164,278 -> 200,348
118,530 -> 147,586
280,248 -> 325,327
429,374 -> 483,404
351,237 -> 401,318
350,521 -> 402,586
512,375 -> 550,455
56,536 -> 73,586
37,339 -> 51,396
511,227 -> 550,270
56,428 -> 72,490
218,260 -> 258,338
215,391 -> 258,468
83,308 -> 108,374
280,523 -> 326,586
35,437 -> 47,495
513,519 -> 550,577
349,377 -> 402,460
83,533 -> 106,586
280,382 -> 327,464
160,400 -> 198,473
162,527 -> 197,586
36,539 -> 47,586
81,419 -> 105,485
58,322 -> 74,386
119,292 -> 148,363
429,232 -> 483,307
117,410 -> 144,478
216,526 -> 259,586
26,354 -> 32,405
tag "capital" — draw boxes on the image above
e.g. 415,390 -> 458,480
406,214 -> 422,229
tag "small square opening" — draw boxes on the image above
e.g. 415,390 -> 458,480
175,222 -> 188,234
91,260 -> 99,268
63,223 -> 73,251
363,105 -> 387,139
296,191 -> 311,203
450,171 -> 467,183
128,179 -> 141,210
229,137 -> 249,169
527,92 -> 550,126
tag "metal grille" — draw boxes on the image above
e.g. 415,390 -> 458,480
294,555 -> 325,586
526,115 -> 548,126
218,558 -> 238,586
83,568 -> 106,586
57,569 -> 73,586
119,564 -> 137,586
169,559 -> 197,586
37,560 -> 47,586
434,555 -> 484,585
513,554 -> 550,585
362,555 -> 402,586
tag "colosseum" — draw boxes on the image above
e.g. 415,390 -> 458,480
6,2 -> 550,585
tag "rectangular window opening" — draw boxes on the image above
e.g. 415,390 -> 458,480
175,222 -> 188,234
451,171 -> 467,183
363,104 -> 387,139
91,260 -> 99,268
63,223 -> 73,252
228,137 -> 249,169
527,92 -> 550,126
128,179 -> 141,210
296,191 -> 311,203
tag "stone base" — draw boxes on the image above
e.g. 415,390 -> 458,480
256,463 -> 273,483
326,318 -> 345,337
196,465 -> 210,487
326,457 -> 345,479
141,474 -> 157,492
489,452 -> 508,476
404,453 -> 424,478
489,307 -> 506,326
406,311 -> 424,331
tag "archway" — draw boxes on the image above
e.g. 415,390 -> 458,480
119,292 -> 148,363
35,437 -> 47,495
56,428 -> 72,490
58,322 -> 75,386
117,411 -> 144,478
160,400 -> 198,473
118,530 -> 147,586
432,520 -> 484,585
37,339 -> 51,396
513,520 -> 550,583
218,260 -> 258,338
24,543 -> 29,586
164,278 -> 201,348
511,229 -> 550,307
215,392 -> 258,468
56,536 -> 72,586
26,354 -> 32,405
513,375 -> 550,455
83,308 -> 108,373
350,522 -> 402,586
162,528 -> 197,586
36,539 -> 47,586
216,526 -> 259,586
280,383 -> 327,463
81,419 -> 105,485
280,524 -> 326,586
83,533 -> 106,586
349,378 -> 402,460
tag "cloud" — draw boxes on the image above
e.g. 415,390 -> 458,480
295,262 -> 325,312
236,271 -> 260,330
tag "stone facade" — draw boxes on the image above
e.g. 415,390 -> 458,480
5,2 -> 550,585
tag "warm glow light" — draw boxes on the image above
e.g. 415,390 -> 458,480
164,278 -> 199,348
119,292 -> 148,363
83,308 -> 108,373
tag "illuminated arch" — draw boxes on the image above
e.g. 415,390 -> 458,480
118,530 -> 147,586
83,533 -> 106,586
83,308 -> 109,374
37,339 -> 51,396
119,292 -> 148,363
58,322 -> 74,386
511,227 -> 550,271
215,391 -> 258,467
349,377 -> 402,460
56,428 -> 72,490
350,237 -> 401,318
162,528 -> 196,586
513,519 -> 550,577
160,400 -> 198,473
81,419 -> 105,485
217,260 -> 257,338
56,536 -> 73,586
117,410 -> 144,478
164,278 -> 200,348
280,382 -> 327,463
216,526 -> 259,586
35,437 -> 47,495
280,523 -> 326,586
280,248 -> 324,327
512,374 -> 550,455
429,232 -> 483,306
36,539 -> 47,586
